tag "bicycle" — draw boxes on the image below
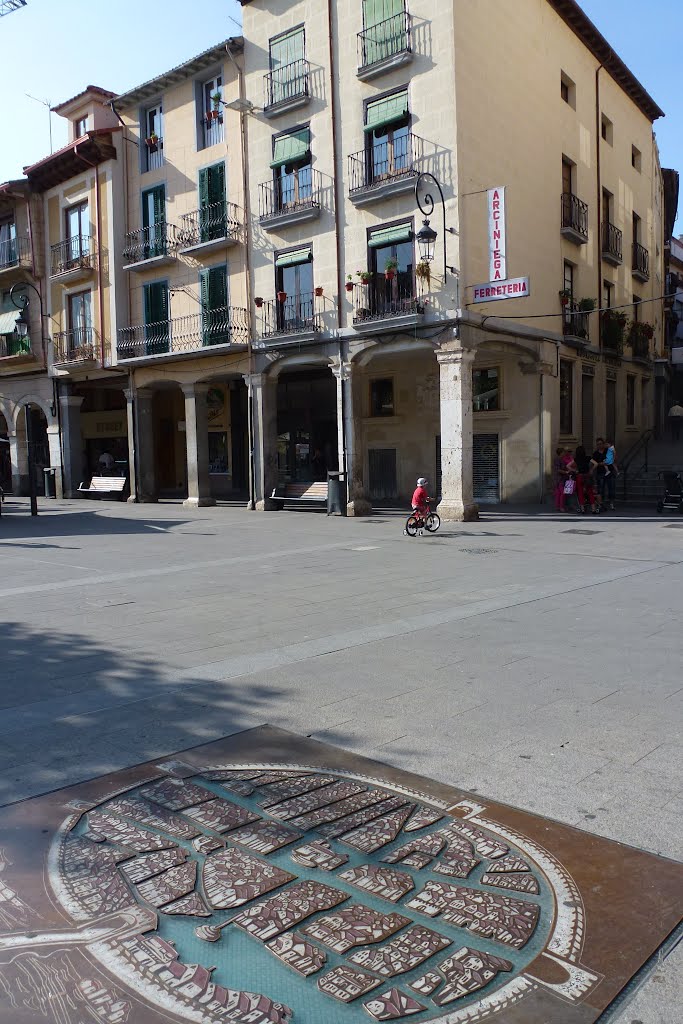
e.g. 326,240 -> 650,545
404,501 -> 441,537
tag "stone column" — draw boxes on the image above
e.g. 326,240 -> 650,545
8,431 -> 27,495
59,394 -> 85,498
46,425 -> 63,499
436,346 -> 479,521
123,387 -> 138,503
333,360 -> 370,516
182,383 -> 215,507
247,372 -> 279,510
134,388 -> 157,503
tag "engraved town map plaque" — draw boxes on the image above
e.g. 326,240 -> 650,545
0,725 -> 680,1024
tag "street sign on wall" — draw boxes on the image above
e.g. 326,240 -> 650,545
472,277 -> 531,302
488,186 -> 506,281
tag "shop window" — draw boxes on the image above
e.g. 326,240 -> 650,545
209,431 -> 229,474
560,359 -> 574,434
626,374 -> 636,425
370,378 -> 394,416
473,367 -> 500,412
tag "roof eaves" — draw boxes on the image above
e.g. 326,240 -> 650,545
112,37 -> 243,110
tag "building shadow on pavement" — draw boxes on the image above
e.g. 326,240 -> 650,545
0,508 -> 193,543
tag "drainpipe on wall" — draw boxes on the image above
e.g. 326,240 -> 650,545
76,144 -> 106,366
109,102 -> 132,333
595,64 -> 603,336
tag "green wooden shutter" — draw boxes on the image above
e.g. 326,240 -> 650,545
269,27 -> 304,105
365,91 -> 409,132
142,186 -> 165,258
368,224 -> 412,247
270,128 -> 311,168
144,282 -> 169,354
362,0 -> 403,65
200,164 -> 226,242
201,266 -> 229,346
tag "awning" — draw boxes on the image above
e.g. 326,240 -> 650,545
0,310 -> 20,335
275,247 -> 312,268
364,90 -> 408,132
368,223 -> 412,248
270,128 -> 311,168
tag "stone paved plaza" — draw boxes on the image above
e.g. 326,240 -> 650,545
0,497 -> 681,1022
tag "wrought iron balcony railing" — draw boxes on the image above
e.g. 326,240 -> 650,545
357,8 -> 412,72
257,292 -> 321,339
0,234 -> 31,270
562,300 -> 589,341
560,192 -> 589,242
50,235 -> 94,277
259,168 -> 323,221
144,137 -> 164,172
0,333 -> 32,358
632,241 -> 649,280
117,306 -> 249,360
178,202 -> 241,248
53,326 -> 98,363
123,223 -> 177,264
601,221 -> 623,264
627,324 -> 653,360
349,133 -> 423,196
264,59 -> 310,111
202,114 -> 224,148
353,277 -> 424,324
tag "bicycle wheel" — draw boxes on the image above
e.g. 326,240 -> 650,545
425,512 -> 440,533
405,516 -> 419,537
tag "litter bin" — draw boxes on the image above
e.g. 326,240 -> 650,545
43,467 -> 57,498
327,471 -> 347,516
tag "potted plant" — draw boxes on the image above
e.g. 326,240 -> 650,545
254,296 -> 263,308
384,256 -> 398,281
600,309 -> 627,353
345,275 -> 354,293
416,261 -> 431,286
145,132 -> 159,151
558,288 -> 571,306
356,269 -> 372,285
211,91 -> 222,110
277,290 -> 287,304
578,297 -> 596,312
314,285 -> 324,297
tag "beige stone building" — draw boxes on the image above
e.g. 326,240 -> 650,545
238,0 -> 666,514
111,40 -> 251,505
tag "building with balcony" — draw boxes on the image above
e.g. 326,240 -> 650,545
239,0 -> 666,514
111,40 -> 251,506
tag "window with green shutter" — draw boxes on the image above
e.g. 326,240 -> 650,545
143,281 -> 169,354
198,163 -> 227,243
365,90 -> 411,184
268,26 -> 306,106
200,265 -> 229,346
142,185 -> 166,259
361,0 -> 405,67
271,128 -> 313,212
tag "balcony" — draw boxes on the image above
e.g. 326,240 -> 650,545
123,223 -> 178,271
255,292 -> 322,346
632,241 -> 650,283
348,133 -> 424,205
562,300 -> 589,345
178,202 -> 241,255
628,322 -> 654,362
50,236 -> 94,282
53,327 -> 99,366
264,60 -> 311,118
560,193 -> 588,245
117,306 -> 249,362
357,8 -> 413,81
601,221 -> 623,266
600,310 -> 627,355
352,278 -> 425,332
0,333 -> 33,361
259,169 -> 323,229
202,113 -> 224,149
0,235 -> 31,276
143,137 -> 164,173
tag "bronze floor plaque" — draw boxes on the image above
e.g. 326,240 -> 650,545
0,725 -> 680,1024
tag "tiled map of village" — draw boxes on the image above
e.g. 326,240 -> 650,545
0,763 -> 603,1023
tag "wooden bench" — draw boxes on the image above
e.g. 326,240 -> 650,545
271,481 -> 328,510
78,476 -> 128,500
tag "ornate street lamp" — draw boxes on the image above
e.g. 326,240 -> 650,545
415,172 -> 457,277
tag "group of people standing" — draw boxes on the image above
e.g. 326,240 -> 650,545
554,438 -> 617,514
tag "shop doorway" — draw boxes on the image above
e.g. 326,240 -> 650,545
276,369 -> 338,482
473,433 -> 500,503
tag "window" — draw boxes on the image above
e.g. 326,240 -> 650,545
200,264 -> 229,346
361,0 -> 405,66
633,295 -> 641,321
268,26 -> 305,106
143,104 -> 163,171
602,188 -> 613,226
365,90 -> 410,184
271,127 -> 312,212
601,114 -> 613,145
65,202 -> 89,261
603,279 -> 613,311
562,157 -> 573,197
143,280 -> 169,354
74,116 -> 88,138
68,290 -> 92,351
275,247 -> 314,331
632,145 -> 641,172
626,374 -> 636,425
473,367 -> 500,412
0,219 -> 16,267
560,71 -> 575,108
201,74 -> 224,148
559,359 -> 574,434
142,185 -> 165,257
563,260 -> 574,299
632,211 -> 641,245
370,378 -> 394,417
208,431 -> 228,475
198,162 -> 227,241
368,222 -> 414,314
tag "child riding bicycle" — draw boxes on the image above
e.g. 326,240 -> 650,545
411,477 -> 431,521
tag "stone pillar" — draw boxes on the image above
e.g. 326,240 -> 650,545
182,383 -> 215,507
47,425 -> 63,499
333,360 -> 370,516
247,372 -> 279,510
436,346 -> 479,521
124,387 -> 138,503
9,431 -> 26,495
59,394 -> 85,498
134,388 -> 157,503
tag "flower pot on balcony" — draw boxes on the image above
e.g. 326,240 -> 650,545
384,270 -> 396,282
254,296 -> 263,308
315,286 -> 324,297
206,110 -> 218,121
145,135 -> 159,151
345,281 -> 354,292
559,290 -> 570,306
277,291 -> 287,303
356,271 -> 372,285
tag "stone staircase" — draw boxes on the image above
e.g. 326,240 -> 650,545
620,438 -> 683,504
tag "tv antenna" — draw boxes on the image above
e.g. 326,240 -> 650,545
26,93 -> 53,154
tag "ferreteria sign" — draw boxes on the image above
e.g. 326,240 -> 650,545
472,277 -> 531,302
488,185 -> 506,281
